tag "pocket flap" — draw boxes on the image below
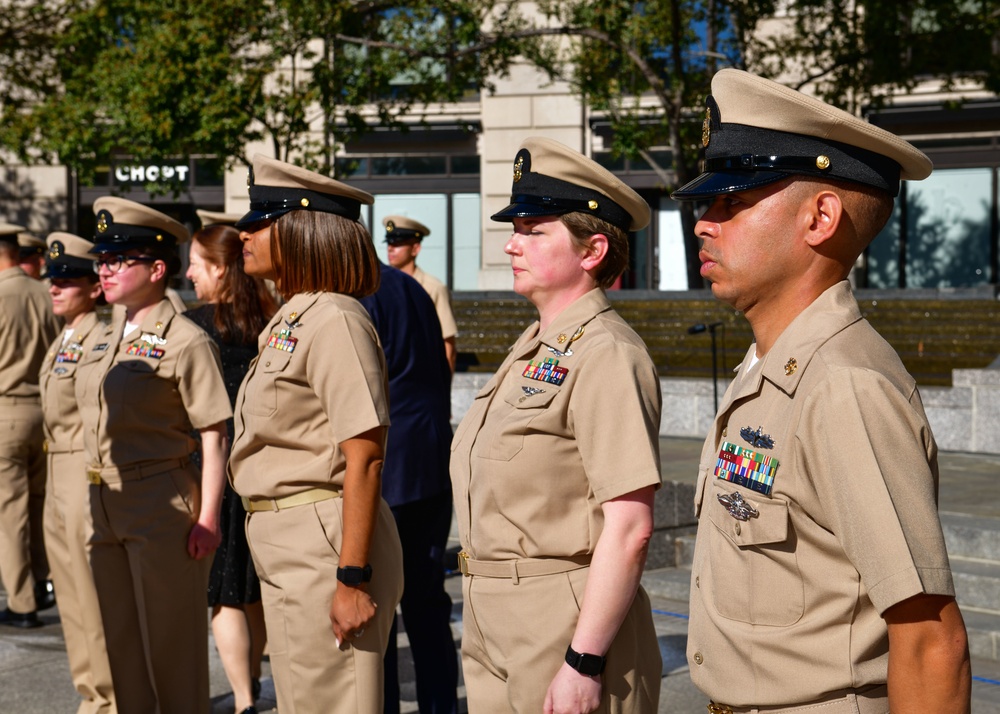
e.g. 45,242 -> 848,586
260,351 -> 293,373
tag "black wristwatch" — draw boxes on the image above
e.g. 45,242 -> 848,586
336,564 -> 372,587
565,645 -> 606,676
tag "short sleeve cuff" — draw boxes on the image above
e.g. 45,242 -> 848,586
592,467 -> 662,503
869,566 -> 956,615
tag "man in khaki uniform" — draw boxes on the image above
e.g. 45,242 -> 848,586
672,69 -> 971,713
18,232 -> 47,279
383,215 -> 458,373
39,232 -> 116,713
17,230 -> 55,606
0,222 -> 60,628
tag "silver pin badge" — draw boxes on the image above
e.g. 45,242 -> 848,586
521,386 -> 544,397
717,491 -> 759,521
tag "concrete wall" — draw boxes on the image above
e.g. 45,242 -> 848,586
452,367 -> 1000,456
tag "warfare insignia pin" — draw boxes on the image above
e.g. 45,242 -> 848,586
521,386 -> 544,397
140,333 -> 167,347
717,491 -> 759,522
740,425 -> 774,449
784,357 -> 797,376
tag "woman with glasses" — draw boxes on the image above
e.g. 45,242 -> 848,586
229,155 -> 403,713
75,197 -> 231,714
38,232 -> 116,713
186,218 -> 277,714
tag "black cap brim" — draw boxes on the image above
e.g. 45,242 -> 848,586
671,170 -> 789,200
490,201 -> 572,223
234,207 -> 295,230
46,264 -> 92,279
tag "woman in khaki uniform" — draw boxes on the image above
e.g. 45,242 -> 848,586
450,138 -> 662,713
75,197 -> 231,714
229,155 -> 403,714
39,233 -> 116,714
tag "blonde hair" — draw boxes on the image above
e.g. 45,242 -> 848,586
558,211 -> 630,289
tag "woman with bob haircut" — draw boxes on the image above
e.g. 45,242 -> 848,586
229,155 -> 403,714
450,137 -> 663,713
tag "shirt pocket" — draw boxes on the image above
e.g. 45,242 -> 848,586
706,478 -> 803,626
481,384 -> 559,462
245,350 -> 292,418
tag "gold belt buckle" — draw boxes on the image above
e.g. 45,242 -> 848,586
86,468 -> 102,485
708,704 -> 733,714
458,551 -> 471,576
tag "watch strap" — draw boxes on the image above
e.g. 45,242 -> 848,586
336,564 -> 372,586
565,644 -> 606,676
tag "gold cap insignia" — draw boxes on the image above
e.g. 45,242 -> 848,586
156,235 -> 163,242
784,357 -> 798,376
96,212 -> 109,233
702,105 -> 712,148
386,221 -> 395,232
48,241 -> 63,260
513,155 -> 524,183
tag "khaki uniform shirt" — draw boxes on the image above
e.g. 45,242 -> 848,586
688,281 -> 954,707
0,267 -> 61,398
75,299 -> 231,469
39,312 -> 105,453
230,292 -> 390,499
450,289 -> 662,560
412,267 -> 457,340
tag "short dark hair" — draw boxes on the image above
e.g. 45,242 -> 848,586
271,210 -> 380,299
559,211 -> 630,289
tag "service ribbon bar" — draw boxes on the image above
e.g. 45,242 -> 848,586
126,342 -> 165,360
266,329 -> 298,353
522,357 -> 568,386
714,440 -> 778,496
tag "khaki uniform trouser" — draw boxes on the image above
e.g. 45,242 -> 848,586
246,496 -> 404,714
460,562 -> 662,713
708,684 -> 889,713
0,399 -> 45,613
89,460 -> 210,714
45,449 -> 116,714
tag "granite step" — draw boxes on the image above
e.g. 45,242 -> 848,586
941,512 -> 1000,562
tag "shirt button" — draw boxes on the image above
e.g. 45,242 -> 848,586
265,361 -> 271,367
693,652 -> 704,665
722,427 -> 728,438
735,522 -> 742,536
695,575 -> 700,588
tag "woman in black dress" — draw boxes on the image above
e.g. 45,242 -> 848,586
186,222 -> 278,714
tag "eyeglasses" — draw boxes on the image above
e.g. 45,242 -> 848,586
93,255 -> 158,274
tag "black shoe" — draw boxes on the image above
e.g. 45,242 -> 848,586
34,579 -> 56,611
0,607 -> 43,629
251,677 -> 261,701
238,708 -> 258,714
